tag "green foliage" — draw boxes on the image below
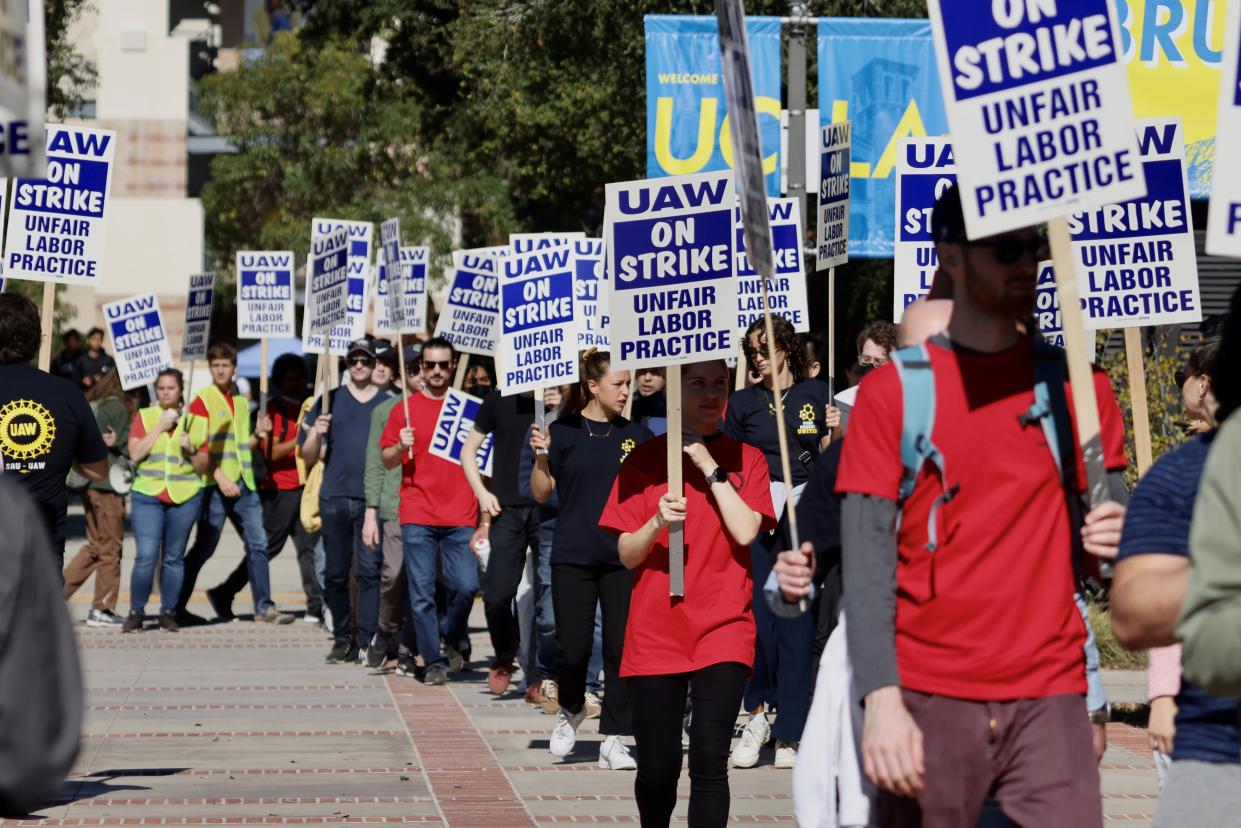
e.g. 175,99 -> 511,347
46,0 -> 98,119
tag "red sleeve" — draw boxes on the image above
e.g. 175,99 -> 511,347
835,365 -> 904,500
379,399 -> 404,449
1093,367 -> 1128,472
741,444 -> 778,533
130,412 -> 146,439
599,443 -> 657,537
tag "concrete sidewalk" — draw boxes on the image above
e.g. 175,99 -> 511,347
21,514 -> 1159,825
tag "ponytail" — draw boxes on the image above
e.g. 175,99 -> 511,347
560,348 -> 612,417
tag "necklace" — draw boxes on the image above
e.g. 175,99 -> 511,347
759,386 -> 789,417
583,416 -> 614,439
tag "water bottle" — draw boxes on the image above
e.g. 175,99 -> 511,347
474,536 -> 491,573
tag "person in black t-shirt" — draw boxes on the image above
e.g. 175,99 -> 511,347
0,295 -> 109,569
50,329 -> 83,387
75,328 -> 116,390
530,348 -> 652,770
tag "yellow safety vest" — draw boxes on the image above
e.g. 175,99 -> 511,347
196,384 -> 256,490
132,406 -> 206,504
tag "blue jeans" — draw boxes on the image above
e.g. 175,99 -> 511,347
320,496 -> 381,647
178,484 -> 272,614
402,524 -> 478,669
130,491 -> 201,615
533,523 -> 559,679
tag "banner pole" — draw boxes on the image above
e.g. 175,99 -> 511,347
37,283 -> 55,371
1048,218 -> 1109,506
1123,327 -> 1153,476
667,364 -> 684,597
396,336 -> 412,459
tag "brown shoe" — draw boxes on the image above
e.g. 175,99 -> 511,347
488,661 -> 514,695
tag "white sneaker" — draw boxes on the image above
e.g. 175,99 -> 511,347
773,740 -> 798,769
731,713 -> 770,768
599,734 -> 637,770
549,707 -> 586,757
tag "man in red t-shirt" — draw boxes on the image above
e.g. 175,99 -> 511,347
834,185 -> 1128,827
380,337 -> 479,687
206,354 -> 322,623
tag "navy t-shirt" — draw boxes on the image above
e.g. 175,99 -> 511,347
724,379 -> 830,485
547,412 -> 651,567
301,386 -> 394,500
1117,433 -> 1238,765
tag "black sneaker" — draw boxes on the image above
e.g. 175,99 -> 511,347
365,634 -> 390,669
158,611 -> 179,632
445,643 -> 471,673
121,611 -> 144,633
425,664 -> 449,686
395,653 -> 418,678
174,609 -> 209,627
206,586 -> 235,622
326,641 -> 352,663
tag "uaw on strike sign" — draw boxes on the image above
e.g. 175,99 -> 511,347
103,293 -> 173,390
237,251 -> 295,339
499,244 -> 578,396
926,0 -> 1144,239
893,136 -> 956,321
604,170 -> 736,371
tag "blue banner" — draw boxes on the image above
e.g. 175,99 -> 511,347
645,15 -> 781,194
818,19 -> 948,258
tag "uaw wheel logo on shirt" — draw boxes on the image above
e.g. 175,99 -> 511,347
797,403 -> 818,436
0,399 -> 57,472
620,438 -> 636,463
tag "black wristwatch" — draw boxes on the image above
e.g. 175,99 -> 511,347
705,466 -> 729,485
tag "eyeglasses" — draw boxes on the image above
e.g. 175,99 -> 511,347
858,355 -> 889,368
348,357 -> 374,367
423,359 -> 453,370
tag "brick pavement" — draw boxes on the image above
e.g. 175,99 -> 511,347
20,517 -> 1158,826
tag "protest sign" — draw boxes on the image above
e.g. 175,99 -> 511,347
604,171 -> 737,371
1035,261 -> 1063,347
0,0 -> 45,179
398,246 -> 429,333
893,136 -> 955,321
572,238 -> 609,350
1207,1 -> 1241,258
816,121 -> 851,270
303,227 -> 350,336
4,124 -> 115,286
736,198 -> 808,333
379,218 -> 405,331
499,244 -> 578,396
180,272 -> 215,362
510,232 -> 585,255
435,250 -> 500,357
304,218 -> 373,355
926,0 -> 1144,239
428,388 -> 495,477
103,293 -> 173,391
237,251 -> 295,339
1069,118 -> 1200,330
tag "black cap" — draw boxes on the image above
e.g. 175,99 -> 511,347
402,343 -> 422,366
931,182 -> 967,243
347,337 -> 376,359
373,338 -> 397,365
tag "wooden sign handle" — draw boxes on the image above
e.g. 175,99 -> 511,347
37,283 -> 55,372
827,266 -> 836,399
1048,218 -> 1109,507
666,364 -> 684,597
734,340 -> 747,391
453,355 -> 470,389
258,338 -> 270,415
396,339 -> 413,459
1123,327 -> 1153,476
321,344 -> 332,416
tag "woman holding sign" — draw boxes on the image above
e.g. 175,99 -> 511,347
724,316 -> 836,770
529,349 -> 651,771
599,358 -> 775,827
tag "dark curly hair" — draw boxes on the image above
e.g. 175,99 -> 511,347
0,294 -> 43,365
744,316 -> 809,382
857,321 -> 899,358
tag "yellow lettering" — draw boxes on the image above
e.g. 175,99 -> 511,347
655,96 -> 718,175
871,99 -> 928,180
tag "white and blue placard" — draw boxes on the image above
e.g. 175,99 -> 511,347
0,0 -> 46,178
737,198 -> 809,333
236,250 -> 295,339
499,244 -> 579,396
103,292 -> 173,391
180,272 -> 215,361
304,218 -> 373,355
572,238 -> 609,350
379,218 -> 405,331
4,125 -> 115,286
1035,261 -> 1063,347
510,232 -> 586,256
303,227 -> 350,338
926,0 -> 1144,239
1069,118 -> 1200,330
375,246 -> 430,336
604,171 -> 737,371
894,136 -> 956,322
1207,1 -> 1241,258
428,388 -> 495,477
816,120 -> 851,270
434,250 -> 500,356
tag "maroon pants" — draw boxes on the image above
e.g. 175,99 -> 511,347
879,690 -> 1102,828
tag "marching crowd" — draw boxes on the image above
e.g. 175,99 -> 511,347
2,184 -> 1241,827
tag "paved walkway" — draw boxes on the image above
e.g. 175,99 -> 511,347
14,516 -> 1159,825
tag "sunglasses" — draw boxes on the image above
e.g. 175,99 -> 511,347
348,357 -> 374,367
423,359 -> 453,370
966,235 -> 1049,265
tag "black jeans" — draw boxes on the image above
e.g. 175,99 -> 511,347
320,496 -> 381,647
482,504 -> 540,665
215,488 -> 322,617
551,562 -> 632,735
629,662 -> 749,828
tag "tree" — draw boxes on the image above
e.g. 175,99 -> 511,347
46,0 -> 97,119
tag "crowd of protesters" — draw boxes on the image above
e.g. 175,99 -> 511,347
2,182 -> 1240,827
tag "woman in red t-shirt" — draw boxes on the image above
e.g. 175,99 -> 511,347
599,359 -> 775,828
